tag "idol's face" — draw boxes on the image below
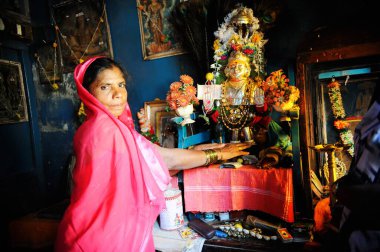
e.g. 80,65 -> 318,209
89,67 -> 127,118
226,62 -> 250,80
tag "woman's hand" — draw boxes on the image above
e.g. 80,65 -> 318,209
217,142 -> 252,161
193,143 -> 226,151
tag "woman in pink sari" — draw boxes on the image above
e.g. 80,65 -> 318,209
55,57 -> 249,251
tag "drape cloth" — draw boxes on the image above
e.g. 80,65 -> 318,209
55,57 -> 170,251
183,166 -> 294,223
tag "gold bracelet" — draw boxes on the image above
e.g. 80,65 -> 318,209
210,149 -> 218,164
203,149 -> 218,166
203,149 -> 211,165
203,149 -> 210,165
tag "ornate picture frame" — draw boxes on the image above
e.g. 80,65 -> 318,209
51,0 -> 113,72
0,59 -> 28,124
143,99 -> 168,134
136,0 -> 187,60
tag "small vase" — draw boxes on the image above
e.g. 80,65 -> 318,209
175,104 -> 195,126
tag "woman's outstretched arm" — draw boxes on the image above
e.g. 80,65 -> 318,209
154,143 -> 251,170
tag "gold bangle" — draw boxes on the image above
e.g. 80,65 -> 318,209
203,149 -> 210,165
203,149 -> 218,166
203,149 -> 211,165
210,149 -> 218,164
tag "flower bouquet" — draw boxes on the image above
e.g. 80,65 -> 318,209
259,69 -> 300,112
166,74 -> 199,126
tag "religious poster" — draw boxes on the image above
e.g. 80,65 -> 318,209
136,0 -> 187,60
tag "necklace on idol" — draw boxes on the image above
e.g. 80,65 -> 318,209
220,78 -> 254,130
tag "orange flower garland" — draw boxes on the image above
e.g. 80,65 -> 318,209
166,75 -> 199,110
327,78 -> 354,156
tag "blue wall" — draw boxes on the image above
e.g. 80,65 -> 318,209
105,0 -> 198,119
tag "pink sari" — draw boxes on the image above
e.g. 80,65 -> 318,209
55,57 -> 170,251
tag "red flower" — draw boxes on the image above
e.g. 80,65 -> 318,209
231,44 -> 242,51
243,48 -> 254,55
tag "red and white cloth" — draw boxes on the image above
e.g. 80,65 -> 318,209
183,166 -> 294,223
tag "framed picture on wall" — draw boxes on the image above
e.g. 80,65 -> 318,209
144,99 -> 168,134
0,59 -> 28,124
136,0 -> 187,60
51,0 -> 113,72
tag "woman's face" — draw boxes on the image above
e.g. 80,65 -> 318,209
89,67 -> 127,118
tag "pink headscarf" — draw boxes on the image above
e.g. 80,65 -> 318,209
55,57 -> 170,251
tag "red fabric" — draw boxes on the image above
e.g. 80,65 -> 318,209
314,198 -> 332,233
55,57 -> 170,251
183,166 -> 294,223
210,110 -> 219,123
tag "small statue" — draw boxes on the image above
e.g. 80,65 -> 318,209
209,6 -> 268,142
219,51 -> 265,136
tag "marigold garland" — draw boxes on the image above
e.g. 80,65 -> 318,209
328,80 -> 346,119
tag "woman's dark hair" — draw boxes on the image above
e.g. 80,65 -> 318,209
82,57 -> 127,90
